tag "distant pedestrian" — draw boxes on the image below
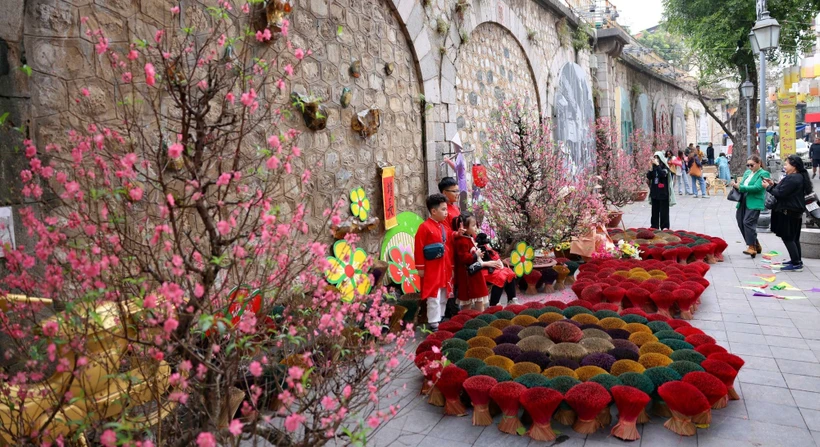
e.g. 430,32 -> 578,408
716,152 -> 731,183
688,149 -> 708,198
731,155 -> 769,258
810,137 -> 820,179
762,154 -> 813,272
677,150 -> 690,195
666,150 -> 680,192
706,142 -> 715,166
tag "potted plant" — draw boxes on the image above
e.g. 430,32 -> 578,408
594,119 -> 643,228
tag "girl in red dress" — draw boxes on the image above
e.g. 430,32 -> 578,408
451,213 -> 498,311
475,233 -> 518,306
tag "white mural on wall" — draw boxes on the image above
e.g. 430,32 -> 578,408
553,62 -> 595,175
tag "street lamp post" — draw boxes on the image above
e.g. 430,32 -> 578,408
741,78 -> 755,160
749,7 -> 781,157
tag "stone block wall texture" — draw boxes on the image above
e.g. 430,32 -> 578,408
455,22 -> 538,158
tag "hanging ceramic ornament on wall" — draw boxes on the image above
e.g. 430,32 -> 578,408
291,93 -> 328,131
351,108 -> 380,138
384,62 -> 395,76
340,87 -> 352,108
349,60 -> 362,78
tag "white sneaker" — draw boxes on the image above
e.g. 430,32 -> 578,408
510,298 -> 520,305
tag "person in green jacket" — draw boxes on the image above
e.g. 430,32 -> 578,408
731,155 -> 771,258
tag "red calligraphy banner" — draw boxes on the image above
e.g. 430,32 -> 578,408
382,166 -> 397,229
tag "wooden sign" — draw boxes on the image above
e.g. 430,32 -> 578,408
381,166 -> 398,230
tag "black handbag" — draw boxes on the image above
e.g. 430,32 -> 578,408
727,188 -> 742,202
422,225 -> 447,260
467,260 -> 483,275
765,192 -> 777,210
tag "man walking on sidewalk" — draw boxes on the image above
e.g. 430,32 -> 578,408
706,142 -> 715,166
810,137 -> 820,179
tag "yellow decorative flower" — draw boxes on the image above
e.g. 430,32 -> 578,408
510,242 -> 534,277
349,187 -> 370,222
324,240 -> 372,302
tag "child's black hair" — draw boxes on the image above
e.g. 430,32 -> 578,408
426,193 -> 447,212
437,177 -> 458,193
451,212 -> 475,232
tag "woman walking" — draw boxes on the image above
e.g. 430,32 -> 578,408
731,155 -> 770,258
762,154 -> 812,272
688,149 -> 708,198
647,151 -> 676,230
666,150 -> 682,193
716,152 -> 731,184
677,150 -> 689,195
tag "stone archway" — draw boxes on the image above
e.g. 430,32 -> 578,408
654,96 -> 671,137
620,87 -> 634,152
454,22 -> 539,159
553,62 -> 595,174
634,93 -> 653,133
673,104 -> 687,151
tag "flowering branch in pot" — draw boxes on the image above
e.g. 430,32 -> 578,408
594,119 -> 643,210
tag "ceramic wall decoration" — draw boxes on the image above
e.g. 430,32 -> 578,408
252,0 -> 293,35
340,87 -> 352,108
291,93 -> 328,131
384,62 -> 395,76
349,60 -> 362,78
351,108 -> 380,138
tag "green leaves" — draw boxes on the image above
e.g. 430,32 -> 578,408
19,65 -> 32,77
0,112 -> 9,125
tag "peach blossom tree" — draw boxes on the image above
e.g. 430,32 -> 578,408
0,2 -> 412,446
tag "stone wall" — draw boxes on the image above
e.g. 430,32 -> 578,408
455,22 -> 538,157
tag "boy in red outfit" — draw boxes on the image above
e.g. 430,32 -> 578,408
414,194 -> 453,331
438,177 -> 461,319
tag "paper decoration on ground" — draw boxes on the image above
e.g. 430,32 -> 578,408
414,301 -> 746,441
387,246 -> 421,294
806,288 -> 820,293
510,242 -> 535,277
380,211 -> 424,262
772,282 -> 799,291
762,251 -> 780,260
349,187 -> 370,222
381,166 -> 398,230
324,240 -> 372,302
753,274 -> 776,282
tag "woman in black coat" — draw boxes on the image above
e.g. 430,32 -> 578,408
762,154 -> 812,271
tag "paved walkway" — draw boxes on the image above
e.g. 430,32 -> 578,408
373,191 -> 820,447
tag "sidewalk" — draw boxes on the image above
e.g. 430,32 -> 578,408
374,192 -> 820,447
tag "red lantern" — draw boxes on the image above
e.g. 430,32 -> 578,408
472,164 -> 488,188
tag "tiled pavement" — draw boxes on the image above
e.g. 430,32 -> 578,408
371,190 -> 820,447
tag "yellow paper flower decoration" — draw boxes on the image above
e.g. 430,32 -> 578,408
324,240 -> 372,302
349,187 -> 370,222
510,242 -> 534,277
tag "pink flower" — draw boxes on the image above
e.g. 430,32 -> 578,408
81,88 -> 90,97
100,429 -> 117,447
217,220 -> 231,235
294,48 -> 305,60
194,283 -> 204,298
197,79 -> 208,91
276,78 -> 286,90
255,29 -> 272,42
266,156 -> 280,170
128,187 -> 143,201
240,88 -> 257,107
154,30 -> 165,43
321,395 -> 337,410
367,416 -> 380,429
216,172 -> 232,186
127,49 -> 139,60
95,36 -> 109,55
168,142 -> 183,159
164,317 -> 179,334
228,419 -> 243,436
343,384 -> 352,399
267,135 -> 281,150
166,193 -> 175,207
196,432 -> 216,447
144,294 -> 157,309
284,413 -> 306,432
144,63 -> 156,86
249,361 -> 263,377
121,72 -> 132,83
170,5 -> 180,15
284,64 -> 294,76
226,92 -> 235,104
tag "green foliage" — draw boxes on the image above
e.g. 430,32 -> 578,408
556,18 -> 571,48
572,23 -> 592,52
436,17 -> 450,35
663,0 -> 820,78
636,23 -> 690,71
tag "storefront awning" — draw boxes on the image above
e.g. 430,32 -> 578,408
806,112 -> 820,123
